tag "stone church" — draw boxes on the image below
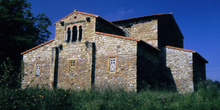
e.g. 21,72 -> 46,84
21,10 -> 208,93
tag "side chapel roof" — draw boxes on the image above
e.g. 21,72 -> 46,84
166,46 -> 208,63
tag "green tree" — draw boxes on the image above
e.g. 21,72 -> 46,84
0,0 -> 51,88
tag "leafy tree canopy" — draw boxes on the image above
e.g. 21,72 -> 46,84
0,0 -> 51,64
0,0 -> 51,88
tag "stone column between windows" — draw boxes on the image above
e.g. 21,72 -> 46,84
65,31 -> 68,42
77,27 -> 79,41
80,26 -> 83,41
81,28 -> 83,41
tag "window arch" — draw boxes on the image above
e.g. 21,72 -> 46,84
72,26 -> 77,42
79,26 -> 82,41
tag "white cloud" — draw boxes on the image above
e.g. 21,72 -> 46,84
116,9 -> 134,15
103,9 -> 134,21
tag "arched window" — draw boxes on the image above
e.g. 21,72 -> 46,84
66,28 -> 71,42
72,26 -> 77,42
79,26 -> 82,41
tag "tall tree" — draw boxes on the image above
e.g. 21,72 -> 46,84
0,0 -> 51,88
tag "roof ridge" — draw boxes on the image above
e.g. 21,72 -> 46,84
21,39 -> 55,55
95,31 -> 140,41
111,13 -> 172,23
54,10 -> 99,25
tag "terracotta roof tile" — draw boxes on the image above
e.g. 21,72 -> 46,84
166,46 -> 208,63
166,46 -> 196,53
95,32 -> 140,41
111,13 -> 172,23
54,11 -> 99,25
21,39 -> 55,55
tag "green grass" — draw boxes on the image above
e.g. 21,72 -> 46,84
0,85 -> 219,110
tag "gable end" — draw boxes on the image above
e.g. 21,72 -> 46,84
21,39 -> 55,55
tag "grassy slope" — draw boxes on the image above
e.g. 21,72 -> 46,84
0,86 -> 219,110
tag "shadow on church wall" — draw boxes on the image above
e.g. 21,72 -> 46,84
137,41 -> 176,92
91,43 -> 96,89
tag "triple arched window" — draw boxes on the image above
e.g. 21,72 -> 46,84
65,25 -> 83,42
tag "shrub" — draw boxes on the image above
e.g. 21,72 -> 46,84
0,57 -> 23,88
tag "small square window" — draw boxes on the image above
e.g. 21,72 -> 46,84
109,58 -> 116,72
69,60 -> 76,73
35,64 -> 41,76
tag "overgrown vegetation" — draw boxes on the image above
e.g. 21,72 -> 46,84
0,58 -> 24,88
0,60 -> 220,109
0,81 -> 219,110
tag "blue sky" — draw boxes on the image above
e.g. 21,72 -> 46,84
28,0 -> 220,81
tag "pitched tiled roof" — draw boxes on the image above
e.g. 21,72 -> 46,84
111,13 -> 173,23
21,39 -> 55,55
97,17 -> 123,32
166,46 -> 196,53
54,10 -> 99,25
166,46 -> 208,63
95,32 -> 140,41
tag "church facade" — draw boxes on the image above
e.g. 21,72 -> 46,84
21,10 -> 208,93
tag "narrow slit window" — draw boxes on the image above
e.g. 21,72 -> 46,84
35,64 -> 41,76
109,58 -> 116,72
72,26 -> 77,42
67,28 -> 71,42
79,26 -> 82,41
69,60 -> 76,73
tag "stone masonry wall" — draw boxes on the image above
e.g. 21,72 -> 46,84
53,12 -> 98,90
94,33 -> 138,91
112,20 -> 158,48
166,47 -> 194,93
21,41 -> 55,89
56,42 -> 92,90
22,11 -> 207,94
130,20 -> 158,47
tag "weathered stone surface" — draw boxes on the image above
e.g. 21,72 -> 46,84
166,47 -> 194,93
113,20 -> 158,47
55,12 -> 97,44
21,11 -> 207,93
130,20 -> 158,47
95,34 -> 137,91
22,40 -> 55,89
